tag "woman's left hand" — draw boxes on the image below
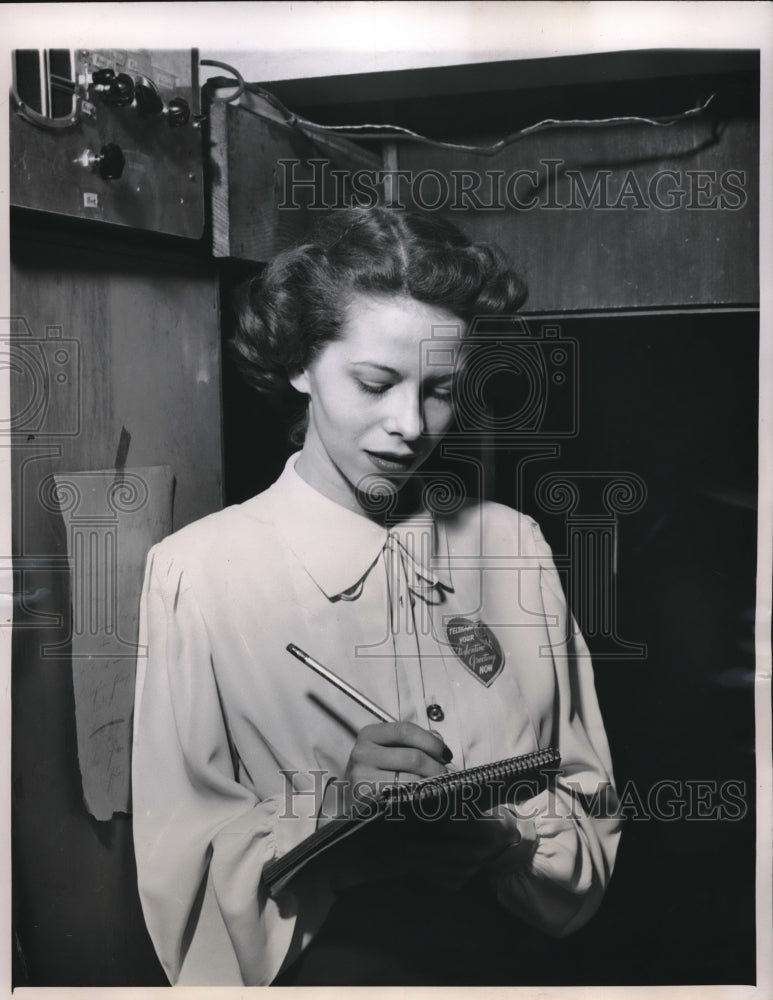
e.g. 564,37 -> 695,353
398,804 -> 523,890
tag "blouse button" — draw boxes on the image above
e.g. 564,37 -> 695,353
427,703 -> 445,722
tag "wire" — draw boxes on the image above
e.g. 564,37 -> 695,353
245,85 -> 719,156
200,58 -> 246,104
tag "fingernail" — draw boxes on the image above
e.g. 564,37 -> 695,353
442,745 -> 454,764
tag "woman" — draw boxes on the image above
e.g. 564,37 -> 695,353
132,207 -> 620,986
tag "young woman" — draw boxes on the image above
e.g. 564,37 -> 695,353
132,208 -> 620,986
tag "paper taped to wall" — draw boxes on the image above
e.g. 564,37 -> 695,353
52,465 -> 174,820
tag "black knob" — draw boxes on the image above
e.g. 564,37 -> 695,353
134,82 -> 163,116
91,67 -> 115,86
107,73 -> 134,107
165,97 -> 190,127
98,143 -> 125,180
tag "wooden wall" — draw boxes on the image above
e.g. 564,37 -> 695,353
11,221 -> 222,985
396,115 -> 758,311
220,50 -> 759,313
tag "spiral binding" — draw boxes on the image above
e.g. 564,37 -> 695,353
263,746 -> 560,890
384,746 -> 561,803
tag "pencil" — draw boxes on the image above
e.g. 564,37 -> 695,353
286,643 -> 457,772
286,642 -> 397,723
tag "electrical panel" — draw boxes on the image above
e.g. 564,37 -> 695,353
10,49 -> 204,238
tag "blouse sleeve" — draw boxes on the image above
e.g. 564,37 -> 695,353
132,546 -> 331,986
485,517 -> 621,937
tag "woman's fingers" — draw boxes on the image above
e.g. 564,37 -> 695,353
358,721 -> 453,764
378,745 -> 445,780
343,722 -> 452,794
349,745 -> 445,783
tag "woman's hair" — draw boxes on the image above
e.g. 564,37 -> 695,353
231,208 -> 527,441
232,207 -> 526,390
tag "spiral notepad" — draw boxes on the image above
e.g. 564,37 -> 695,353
263,746 -> 560,896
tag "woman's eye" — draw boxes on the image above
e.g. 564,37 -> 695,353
356,379 -> 391,396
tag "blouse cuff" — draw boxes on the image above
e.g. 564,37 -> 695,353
272,791 -> 323,860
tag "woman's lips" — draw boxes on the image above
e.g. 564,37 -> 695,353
365,450 -> 417,473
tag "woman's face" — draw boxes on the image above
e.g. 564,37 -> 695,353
290,292 -> 465,514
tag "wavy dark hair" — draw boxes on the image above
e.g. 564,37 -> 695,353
230,207 -> 527,438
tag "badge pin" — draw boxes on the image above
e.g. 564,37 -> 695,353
445,616 -> 504,687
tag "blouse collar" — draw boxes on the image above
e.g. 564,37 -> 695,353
261,453 -> 453,600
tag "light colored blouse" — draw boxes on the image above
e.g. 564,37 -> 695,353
132,453 -> 620,985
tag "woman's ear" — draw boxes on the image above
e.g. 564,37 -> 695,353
288,369 -> 311,394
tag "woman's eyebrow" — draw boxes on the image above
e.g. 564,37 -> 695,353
348,363 -> 455,381
349,361 -> 401,376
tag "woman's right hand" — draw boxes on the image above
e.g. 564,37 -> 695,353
318,722 -> 453,824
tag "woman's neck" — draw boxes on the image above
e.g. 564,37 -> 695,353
293,447 -> 421,525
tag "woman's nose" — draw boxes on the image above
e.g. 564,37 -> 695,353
383,386 -> 424,441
